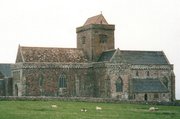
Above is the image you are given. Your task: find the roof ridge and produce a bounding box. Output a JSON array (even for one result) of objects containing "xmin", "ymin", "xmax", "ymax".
[
  {"xmin": 87, "ymin": 14, "xmax": 102, "ymax": 20},
  {"xmin": 121, "ymin": 50, "xmax": 163, "ymax": 52},
  {"xmin": 84, "ymin": 14, "xmax": 108, "ymax": 26},
  {"xmin": 20, "ymin": 46, "xmax": 79, "ymax": 50}
]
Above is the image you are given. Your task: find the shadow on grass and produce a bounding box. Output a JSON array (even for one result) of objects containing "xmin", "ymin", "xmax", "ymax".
[{"xmin": 17, "ymin": 106, "xmax": 56, "ymax": 112}]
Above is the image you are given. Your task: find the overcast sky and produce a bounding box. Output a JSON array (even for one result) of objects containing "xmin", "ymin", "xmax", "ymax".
[{"xmin": 0, "ymin": 0, "xmax": 180, "ymax": 99}]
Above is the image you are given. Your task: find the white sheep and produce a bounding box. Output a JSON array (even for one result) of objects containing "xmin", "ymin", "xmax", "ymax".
[
  {"xmin": 149, "ymin": 107, "xmax": 159, "ymax": 111},
  {"xmin": 51, "ymin": 105, "xmax": 58, "ymax": 108},
  {"xmin": 96, "ymin": 106, "xmax": 102, "ymax": 111},
  {"xmin": 81, "ymin": 108, "xmax": 87, "ymax": 112}
]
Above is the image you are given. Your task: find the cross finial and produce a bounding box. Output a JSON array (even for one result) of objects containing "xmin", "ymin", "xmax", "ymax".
[{"xmin": 100, "ymin": 11, "xmax": 102, "ymax": 14}]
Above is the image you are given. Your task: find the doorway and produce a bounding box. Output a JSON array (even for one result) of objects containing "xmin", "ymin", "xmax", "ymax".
[
  {"xmin": 144, "ymin": 94, "xmax": 148, "ymax": 101},
  {"xmin": 144, "ymin": 93, "xmax": 148, "ymax": 101}
]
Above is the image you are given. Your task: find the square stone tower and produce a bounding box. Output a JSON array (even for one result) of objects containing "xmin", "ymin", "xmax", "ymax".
[{"xmin": 76, "ymin": 14, "xmax": 115, "ymax": 61}]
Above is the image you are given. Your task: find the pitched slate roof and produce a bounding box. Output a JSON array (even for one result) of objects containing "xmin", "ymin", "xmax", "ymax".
[
  {"xmin": 98, "ymin": 49, "xmax": 169, "ymax": 64},
  {"xmin": 121, "ymin": 50, "xmax": 169, "ymax": 64},
  {"xmin": 0, "ymin": 64, "xmax": 12, "ymax": 77},
  {"xmin": 84, "ymin": 14, "xmax": 108, "ymax": 26},
  {"xmin": 17, "ymin": 46, "xmax": 88, "ymax": 63},
  {"xmin": 132, "ymin": 78, "xmax": 168, "ymax": 93},
  {"xmin": 98, "ymin": 49, "xmax": 116, "ymax": 62}
]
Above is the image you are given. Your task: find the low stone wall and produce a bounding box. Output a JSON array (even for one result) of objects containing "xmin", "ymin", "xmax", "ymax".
[{"xmin": 0, "ymin": 96, "xmax": 179, "ymax": 106}]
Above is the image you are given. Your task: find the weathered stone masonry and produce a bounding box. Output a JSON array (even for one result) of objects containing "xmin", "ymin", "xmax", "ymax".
[{"xmin": 11, "ymin": 14, "xmax": 175, "ymax": 102}]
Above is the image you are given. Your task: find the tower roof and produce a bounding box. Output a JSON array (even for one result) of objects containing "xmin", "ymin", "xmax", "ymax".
[{"xmin": 84, "ymin": 14, "xmax": 108, "ymax": 26}]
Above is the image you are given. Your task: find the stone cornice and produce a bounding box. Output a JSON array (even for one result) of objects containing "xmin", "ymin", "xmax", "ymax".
[
  {"xmin": 131, "ymin": 64, "xmax": 173, "ymax": 70},
  {"xmin": 11, "ymin": 62, "xmax": 174, "ymax": 70},
  {"xmin": 11, "ymin": 62, "xmax": 93, "ymax": 69},
  {"xmin": 76, "ymin": 24, "xmax": 115, "ymax": 33}
]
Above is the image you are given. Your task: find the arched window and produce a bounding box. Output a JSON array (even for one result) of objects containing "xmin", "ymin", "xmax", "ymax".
[
  {"xmin": 116, "ymin": 77, "xmax": 123, "ymax": 92},
  {"xmin": 162, "ymin": 77, "xmax": 168, "ymax": 88},
  {"xmin": 147, "ymin": 71, "xmax": 150, "ymax": 76},
  {"xmin": 59, "ymin": 74, "xmax": 67, "ymax": 88},
  {"xmin": 136, "ymin": 71, "xmax": 139, "ymax": 76},
  {"xmin": 144, "ymin": 93, "xmax": 148, "ymax": 101},
  {"xmin": 39, "ymin": 75, "xmax": 44, "ymax": 87}
]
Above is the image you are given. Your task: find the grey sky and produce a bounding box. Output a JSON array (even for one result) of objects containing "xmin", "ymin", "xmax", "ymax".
[{"xmin": 0, "ymin": 0, "xmax": 179, "ymax": 99}]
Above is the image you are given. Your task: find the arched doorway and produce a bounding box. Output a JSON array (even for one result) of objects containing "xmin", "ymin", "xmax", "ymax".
[{"xmin": 144, "ymin": 93, "xmax": 148, "ymax": 101}]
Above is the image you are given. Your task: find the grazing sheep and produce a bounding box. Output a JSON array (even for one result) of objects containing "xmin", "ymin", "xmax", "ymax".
[
  {"xmin": 51, "ymin": 105, "xmax": 58, "ymax": 108},
  {"xmin": 149, "ymin": 107, "xmax": 159, "ymax": 111},
  {"xmin": 81, "ymin": 108, "xmax": 87, "ymax": 112},
  {"xmin": 96, "ymin": 106, "xmax": 102, "ymax": 111}
]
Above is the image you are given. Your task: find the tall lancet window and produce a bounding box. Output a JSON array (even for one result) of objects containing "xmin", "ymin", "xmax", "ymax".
[
  {"xmin": 39, "ymin": 75, "xmax": 44, "ymax": 87},
  {"xmin": 58, "ymin": 73, "xmax": 67, "ymax": 88},
  {"xmin": 116, "ymin": 77, "xmax": 123, "ymax": 92}
]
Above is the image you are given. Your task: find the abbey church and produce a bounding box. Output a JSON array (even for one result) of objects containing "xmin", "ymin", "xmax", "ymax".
[{"xmin": 11, "ymin": 14, "xmax": 175, "ymax": 101}]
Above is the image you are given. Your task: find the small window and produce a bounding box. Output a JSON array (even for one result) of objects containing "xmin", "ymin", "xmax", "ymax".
[
  {"xmin": 39, "ymin": 75, "xmax": 44, "ymax": 87},
  {"xmin": 136, "ymin": 71, "xmax": 139, "ymax": 76},
  {"xmin": 59, "ymin": 74, "xmax": 67, "ymax": 88},
  {"xmin": 133, "ymin": 94, "xmax": 136, "ymax": 99},
  {"xmin": 147, "ymin": 71, "xmax": 150, "ymax": 76},
  {"xmin": 116, "ymin": 77, "xmax": 123, "ymax": 92},
  {"xmin": 99, "ymin": 34, "xmax": 108, "ymax": 43},
  {"xmin": 154, "ymin": 93, "xmax": 159, "ymax": 99},
  {"xmin": 82, "ymin": 36, "xmax": 86, "ymax": 44}
]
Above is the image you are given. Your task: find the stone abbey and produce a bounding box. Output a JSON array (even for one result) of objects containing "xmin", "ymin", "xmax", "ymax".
[{"xmin": 7, "ymin": 14, "xmax": 175, "ymax": 101}]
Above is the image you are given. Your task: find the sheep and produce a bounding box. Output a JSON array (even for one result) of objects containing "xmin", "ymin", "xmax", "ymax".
[
  {"xmin": 81, "ymin": 108, "xmax": 87, "ymax": 112},
  {"xmin": 51, "ymin": 105, "xmax": 58, "ymax": 108},
  {"xmin": 149, "ymin": 107, "xmax": 159, "ymax": 111},
  {"xmin": 96, "ymin": 106, "xmax": 102, "ymax": 111}
]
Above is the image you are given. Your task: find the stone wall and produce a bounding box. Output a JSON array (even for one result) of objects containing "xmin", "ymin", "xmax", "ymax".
[
  {"xmin": 11, "ymin": 62, "xmax": 175, "ymax": 101},
  {"xmin": 132, "ymin": 93, "xmax": 170, "ymax": 102},
  {"xmin": 76, "ymin": 24, "xmax": 115, "ymax": 61},
  {"xmin": 0, "ymin": 96, "xmax": 179, "ymax": 106},
  {"xmin": 129, "ymin": 64, "xmax": 174, "ymax": 101},
  {"xmin": 12, "ymin": 63, "xmax": 95, "ymax": 97},
  {"xmin": 106, "ymin": 63, "xmax": 130, "ymax": 100}
]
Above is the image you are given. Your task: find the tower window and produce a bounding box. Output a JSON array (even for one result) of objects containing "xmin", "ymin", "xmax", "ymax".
[
  {"xmin": 99, "ymin": 34, "xmax": 108, "ymax": 43},
  {"xmin": 82, "ymin": 36, "xmax": 86, "ymax": 44}
]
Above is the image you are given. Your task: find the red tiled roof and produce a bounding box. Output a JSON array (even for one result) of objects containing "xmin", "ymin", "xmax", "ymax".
[
  {"xmin": 17, "ymin": 46, "xmax": 88, "ymax": 63},
  {"xmin": 84, "ymin": 14, "xmax": 108, "ymax": 26}
]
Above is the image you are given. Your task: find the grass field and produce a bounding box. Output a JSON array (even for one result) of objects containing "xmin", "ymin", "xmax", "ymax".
[{"xmin": 0, "ymin": 101, "xmax": 179, "ymax": 119}]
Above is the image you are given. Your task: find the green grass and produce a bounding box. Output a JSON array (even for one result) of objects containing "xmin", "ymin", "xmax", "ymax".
[{"xmin": 0, "ymin": 101, "xmax": 180, "ymax": 119}]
